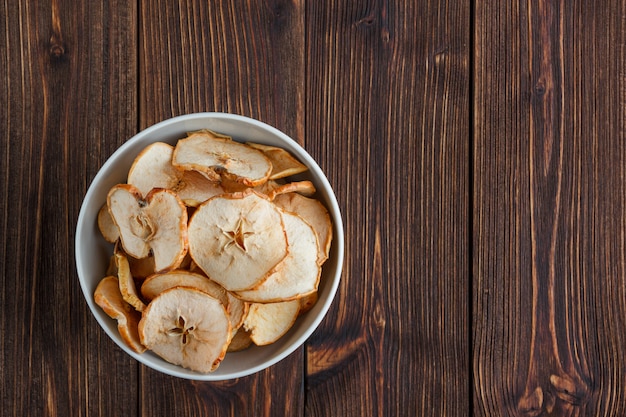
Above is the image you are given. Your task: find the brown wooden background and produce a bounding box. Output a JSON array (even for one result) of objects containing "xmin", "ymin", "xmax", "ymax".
[{"xmin": 1, "ymin": 0, "xmax": 625, "ymax": 416}]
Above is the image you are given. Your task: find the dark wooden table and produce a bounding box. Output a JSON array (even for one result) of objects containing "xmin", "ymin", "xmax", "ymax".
[{"xmin": 2, "ymin": 1, "xmax": 625, "ymax": 416}]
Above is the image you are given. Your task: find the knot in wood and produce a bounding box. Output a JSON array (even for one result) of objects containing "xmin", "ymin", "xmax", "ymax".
[
  {"xmin": 49, "ymin": 34, "xmax": 66, "ymax": 60},
  {"xmin": 533, "ymin": 82, "xmax": 546, "ymax": 97}
]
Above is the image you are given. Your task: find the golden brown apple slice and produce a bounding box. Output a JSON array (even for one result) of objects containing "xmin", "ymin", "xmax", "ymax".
[
  {"xmin": 227, "ymin": 328, "xmax": 253, "ymax": 352},
  {"xmin": 187, "ymin": 190, "xmax": 288, "ymax": 291},
  {"xmin": 107, "ymin": 184, "xmax": 188, "ymax": 272},
  {"xmin": 298, "ymin": 291, "xmax": 318, "ymax": 315},
  {"xmin": 274, "ymin": 192, "xmax": 333, "ymax": 265},
  {"xmin": 127, "ymin": 142, "xmax": 225, "ymax": 207},
  {"xmin": 266, "ymin": 180, "xmax": 316, "ymax": 200},
  {"xmin": 235, "ymin": 211, "xmax": 321, "ymax": 303},
  {"xmin": 246, "ymin": 142, "xmax": 308, "ymax": 179},
  {"xmin": 114, "ymin": 251, "xmax": 146, "ymax": 312},
  {"xmin": 97, "ymin": 204, "xmax": 120, "ymax": 243},
  {"xmin": 172, "ymin": 130, "xmax": 272, "ymax": 187},
  {"xmin": 243, "ymin": 300, "xmax": 300, "ymax": 346},
  {"xmin": 94, "ymin": 276, "xmax": 146, "ymax": 353},
  {"xmin": 138, "ymin": 287, "xmax": 231, "ymax": 373}
]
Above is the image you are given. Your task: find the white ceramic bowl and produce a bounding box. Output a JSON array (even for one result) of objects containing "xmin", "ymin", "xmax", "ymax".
[{"xmin": 75, "ymin": 113, "xmax": 344, "ymax": 380}]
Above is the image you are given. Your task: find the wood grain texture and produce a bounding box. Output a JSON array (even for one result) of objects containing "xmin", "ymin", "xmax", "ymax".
[
  {"xmin": 138, "ymin": 1, "xmax": 306, "ymax": 416},
  {"xmin": 473, "ymin": 0, "xmax": 626, "ymax": 415},
  {"xmin": 7, "ymin": 0, "xmax": 626, "ymax": 415},
  {"xmin": 0, "ymin": 0, "xmax": 139, "ymax": 416},
  {"xmin": 304, "ymin": 1, "xmax": 470, "ymax": 416}
]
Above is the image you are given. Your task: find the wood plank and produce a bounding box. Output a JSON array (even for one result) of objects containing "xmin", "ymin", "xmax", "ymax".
[
  {"xmin": 473, "ymin": 0, "xmax": 626, "ymax": 415},
  {"xmin": 304, "ymin": 1, "xmax": 470, "ymax": 415},
  {"xmin": 138, "ymin": 1, "xmax": 306, "ymax": 415},
  {"xmin": 0, "ymin": 0, "xmax": 139, "ymax": 415}
]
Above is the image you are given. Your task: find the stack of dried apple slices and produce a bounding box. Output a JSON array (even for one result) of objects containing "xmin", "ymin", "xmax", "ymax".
[{"xmin": 94, "ymin": 129, "xmax": 332, "ymax": 373}]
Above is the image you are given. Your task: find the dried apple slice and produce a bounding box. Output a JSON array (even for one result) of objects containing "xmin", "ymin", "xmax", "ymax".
[
  {"xmin": 128, "ymin": 142, "xmax": 225, "ymax": 207},
  {"xmin": 226, "ymin": 293, "xmax": 248, "ymax": 331},
  {"xmin": 127, "ymin": 254, "xmax": 156, "ymax": 279},
  {"xmin": 140, "ymin": 270, "xmax": 225, "ymax": 302},
  {"xmin": 98, "ymin": 204, "xmax": 120, "ymax": 243},
  {"xmin": 94, "ymin": 276, "xmax": 146, "ymax": 353},
  {"xmin": 140, "ymin": 270, "xmax": 248, "ymax": 332},
  {"xmin": 266, "ymin": 180, "xmax": 316, "ymax": 200},
  {"xmin": 298, "ymin": 291, "xmax": 318, "ymax": 314},
  {"xmin": 114, "ymin": 251, "xmax": 146, "ymax": 312},
  {"xmin": 246, "ymin": 142, "xmax": 308, "ymax": 179},
  {"xmin": 173, "ymin": 170, "xmax": 226, "ymax": 207},
  {"xmin": 243, "ymin": 300, "xmax": 300, "ymax": 346},
  {"xmin": 274, "ymin": 192, "xmax": 333, "ymax": 264},
  {"xmin": 127, "ymin": 142, "xmax": 177, "ymax": 194},
  {"xmin": 107, "ymin": 184, "xmax": 188, "ymax": 272},
  {"xmin": 235, "ymin": 211, "xmax": 320, "ymax": 303},
  {"xmin": 172, "ymin": 130, "xmax": 272, "ymax": 187},
  {"xmin": 138, "ymin": 287, "xmax": 231, "ymax": 373},
  {"xmin": 187, "ymin": 190, "xmax": 288, "ymax": 291},
  {"xmin": 227, "ymin": 329, "xmax": 252, "ymax": 352}
]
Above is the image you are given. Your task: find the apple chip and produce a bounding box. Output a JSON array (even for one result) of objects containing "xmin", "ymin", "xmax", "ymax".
[
  {"xmin": 127, "ymin": 142, "xmax": 177, "ymax": 194},
  {"xmin": 235, "ymin": 211, "xmax": 320, "ymax": 303},
  {"xmin": 95, "ymin": 128, "xmax": 335, "ymax": 372},
  {"xmin": 274, "ymin": 192, "xmax": 333, "ymax": 264},
  {"xmin": 140, "ymin": 270, "xmax": 228, "ymax": 304},
  {"xmin": 141, "ymin": 270, "xmax": 248, "ymax": 333},
  {"xmin": 299, "ymin": 291, "xmax": 318, "ymax": 314},
  {"xmin": 115, "ymin": 251, "xmax": 146, "ymax": 312},
  {"xmin": 187, "ymin": 190, "xmax": 288, "ymax": 291},
  {"xmin": 97, "ymin": 204, "xmax": 120, "ymax": 243},
  {"xmin": 94, "ymin": 276, "xmax": 146, "ymax": 353},
  {"xmin": 266, "ymin": 180, "xmax": 316, "ymax": 200},
  {"xmin": 172, "ymin": 130, "xmax": 272, "ymax": 186},
  {"xmin": 108, "ymin": 185, "xmax": 188, "ymax": 272},
  {"xmin": 127, "ymin": 254, "xmax": 156, "ymax": 279},
  {"xmin": 128, "ymin": 142, "xmax": 225, "ymax": 207},
  {"xmin": 243, "ymin": 300, "xmax": 300, "ymax": 346},
  {"xmin": 138, "ymin": 287, "xmax": 231, "ymax": 373},
  {"xmin": 226, "ymin": 293, "xmax": 249, "ymax": 331},
  {"xmin": 246, "ymin": 142, "xmax": 308, "ymax": 179},
  {"xmin": 227, "ymin": 329, "xmax": 252, "ymax": 352}
]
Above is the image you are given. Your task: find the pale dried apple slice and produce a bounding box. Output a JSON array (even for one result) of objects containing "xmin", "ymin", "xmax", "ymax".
[
  {"xmin": 235, "ymin": 211, "xmax": 321, "ymax": 303},
  {"xmin": 127, "ymin": 142, "xmax": 177, "ymax": 194},
  {"xmin": 172, "ymin": 130, "xmax": 272, "ymax": 187},
  {"xmin": 140, "ymin": 270, "xmax": 228, "ymax": 305},
  {"xmin": 274, "ymin": 192, "xmax": 333, "ymax": 264},
  {"xmin": 98, "ymin": 204, "xmax": 120, "ymax": 243},
  {"xmin": 173, "ymin": 170, "xmax": 226, "ymax": 207},
  {"xmin": 246, "ymin": 142, "xmax": 308, "ymax": 179},
  {"xmin": 187, "ymin": 190, "xmax": 288, "ymax": 291},
  {"xmin": 138, "ymin": 287, "xmax": 231, "ymax": 373},
  {"xmin": 115, "ymin": 251, "xmax": 146, "ymax": 312},
  {"xmin": 243, "ymin": 300, "xmax": 300, "ymax": 346},
  {"xmin": 226, "ymin": 293, "xmax": 249, "ymax": 331},
  {"xmin": 107, "ymin": 184, "xmax": 188, "ymax": 272},
  {"xmin": 128, "ymin": 142, "xmax": 225, "ymax": 207},
  {"xmin": 94, "ymin": 276, "xmax": 146, "ymax": 353},
  {"xmin": 140, "ymin": 270, "xmax": 248, "ymax": 332}
]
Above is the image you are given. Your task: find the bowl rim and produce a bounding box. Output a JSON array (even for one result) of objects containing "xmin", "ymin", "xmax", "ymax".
[{"xmin": 75, "ymin": 112, "xmax": 344, "ymax": 380}]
